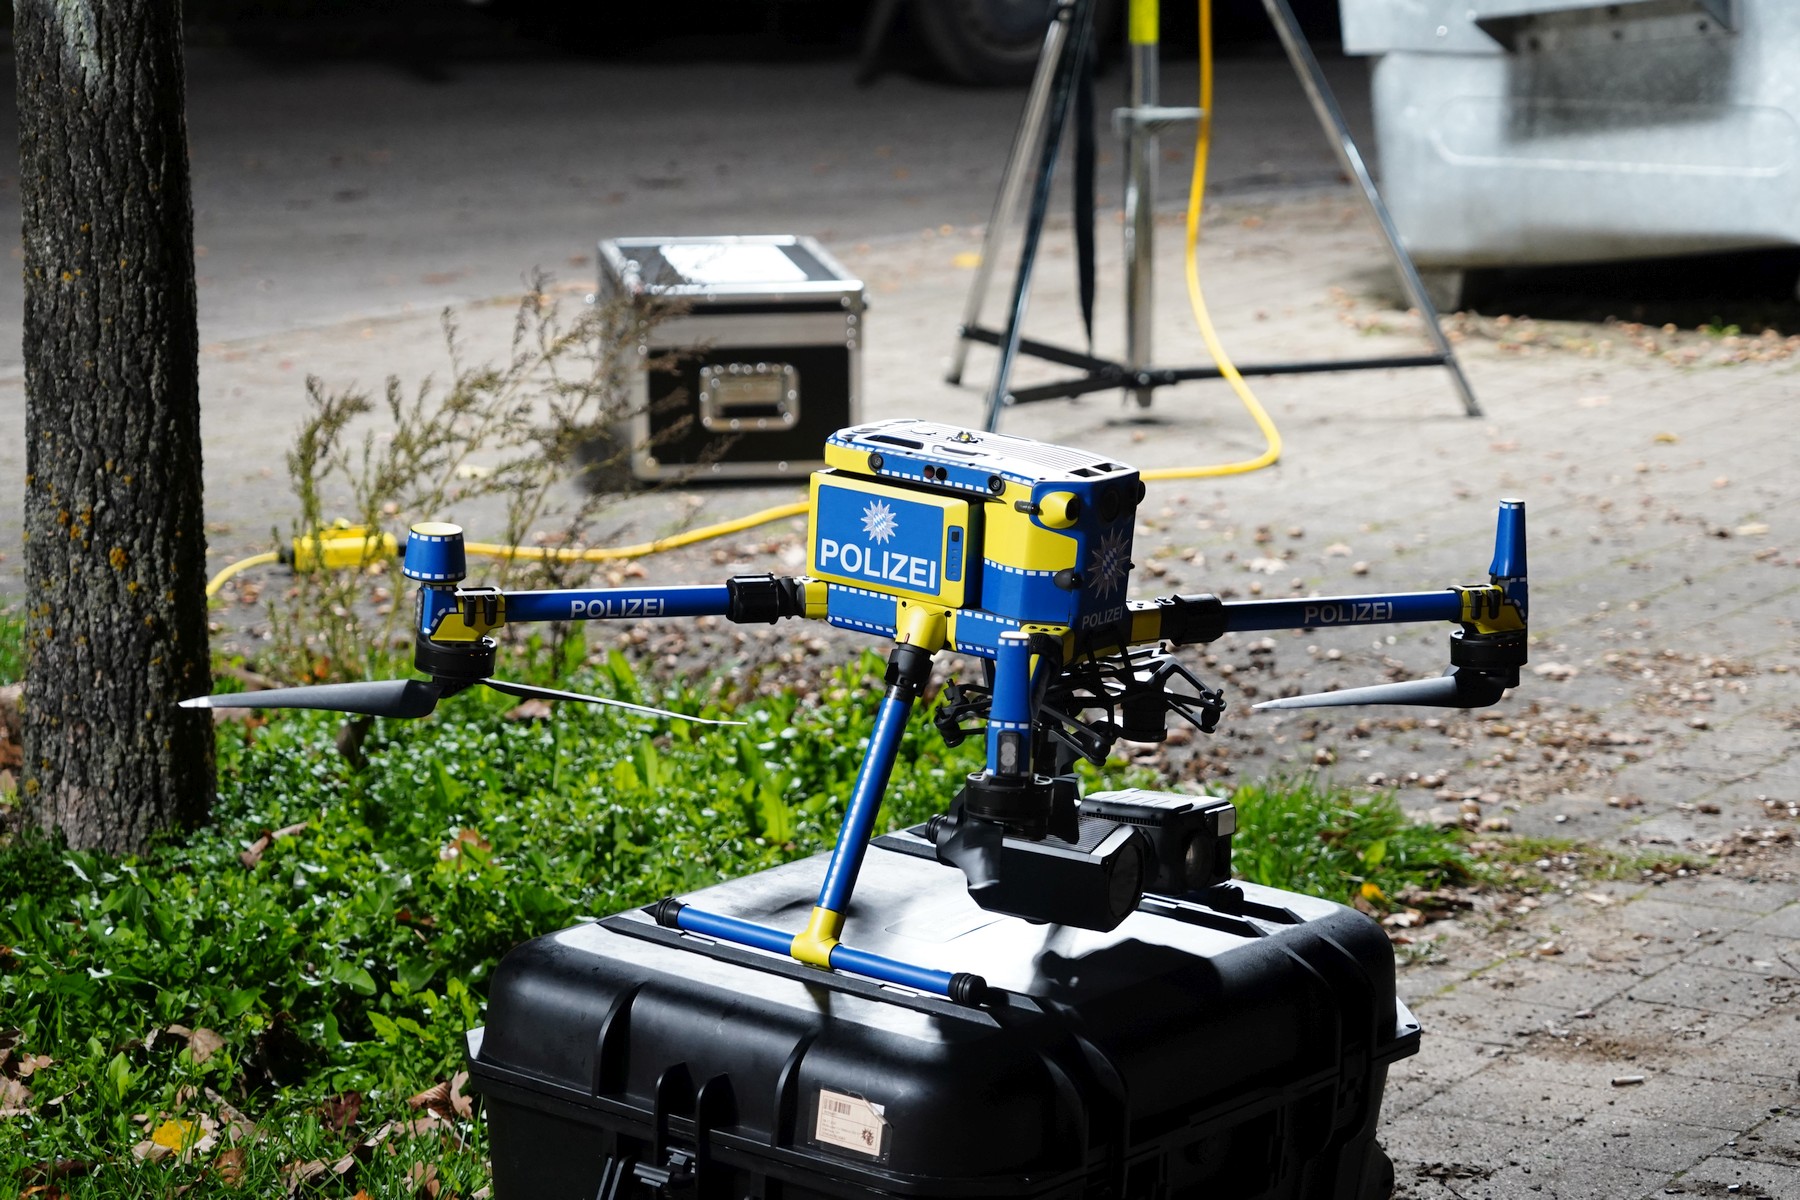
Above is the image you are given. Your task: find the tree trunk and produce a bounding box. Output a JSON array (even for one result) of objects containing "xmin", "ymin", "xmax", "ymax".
[{"xmin": 16, "ymin": 0, "xmax": 215, "ymax": 853}]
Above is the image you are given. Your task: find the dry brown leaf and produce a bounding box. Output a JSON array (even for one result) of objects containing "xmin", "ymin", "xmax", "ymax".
[
  {"xmin": 22, "ymin": 1160, "xmax": 91, "ymax": 1186},
  {"xmin": 504, "ymin": 698, "xmax": 554, "ymax": 722},
  {"xmin": 362, "ymin": 1112, "xmax": 448, "ymax": 1148},
  {"xmin": 438, "ymin": 828, "xmax": 492, "ymax": 863},
  {"xmin": 242, "ymin": 821, "xmax": 310, "ymax": 867},
  {"xmin": 12, "ymin": 1053, "xmax": 51, "ymax": 1078},
  {"xmin": 205, "ymin": 1087, "xmax": 260, "ymax": 1144},
  {"xmin": 449, "ymin": 1070, "xmax": 473, "ymax": 1119},
  {"xmin": 0, "ymin": 1075, "xmax": 34, "ymax": 1116},
  {"xmin": 215, "ymin": 1145, "xmax": 248, "ymax": 1188},
  {"xmin": 408, "ymin": 1162, "xmax": 441, "ymax": 1198},
  {"xmin": 282, "ymin": 1159, "xmax": 328, "ymax": 1195},
  {"xmin": 321, "ymin": 1090, "xmax": 363, "ymax": 1133},
  {"xmin": 187, "ymin": 1028, "xmax": 225, "ymax": 1064},
  {"xmin": 402, "ymin": 1113, "xmax": 447, "ymax": 1140},
  {"xmin": 131, "ymin": 1139, "xmax": 173, "ymax": 1163},
  {"xmin": 406, "ymin": 1081, "xmax": 451, "ymax": 1113}
]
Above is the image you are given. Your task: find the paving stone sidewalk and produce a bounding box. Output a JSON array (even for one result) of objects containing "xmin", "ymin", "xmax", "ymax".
[{"xmin": 2, "ymin": 189, "xmax": 1793, "ymax": 1197}]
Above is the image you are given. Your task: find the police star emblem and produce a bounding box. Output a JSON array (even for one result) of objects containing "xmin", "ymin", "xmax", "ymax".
[
  {"xmin": 861, "ymin": 499, "xmax": 899, "ymax": 544},
  {"xmin": 1089, "ymin": 527, "xmax": 1131, "ymax": 598}
]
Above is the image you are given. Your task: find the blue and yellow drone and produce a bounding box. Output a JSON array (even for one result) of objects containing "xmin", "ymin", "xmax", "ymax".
[{"xmin": 186, "ymin": 419, "xmax": 1528, "ymax": 1005}]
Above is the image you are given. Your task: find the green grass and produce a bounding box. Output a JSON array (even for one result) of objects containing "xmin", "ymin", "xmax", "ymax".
[
  {"xmin": 0, "ymin": 650, "xmax": 1471, "ymax": 1197},
  {"xmin": 1229, "ymin": 774, "xmax": 1475, "ymax": 903}
]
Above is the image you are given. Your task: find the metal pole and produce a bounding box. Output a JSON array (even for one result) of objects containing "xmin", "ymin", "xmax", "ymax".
[
  {"xmin": 1258, "ymin": 0, "xmax": 1482, "ymax": 417},
  {"xmin": 1123, "ymin": 0, "xmax": 1159, "ymax": 409},
  {"xmin": 946, "ymin": 2, "xmax": 1074, "ymax": 387}
]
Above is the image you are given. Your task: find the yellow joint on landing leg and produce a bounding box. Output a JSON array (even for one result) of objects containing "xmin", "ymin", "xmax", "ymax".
[
  {"xmin": 895, "ymin": 601, "xmax": 948, "ymax": 650},
  {"xmin": 800, "ymin": 578, "xmax": 830, "ymax": 621},
  {"xmin": 790, "ymin": 906, "xmax": 843, "ymax": 967}
]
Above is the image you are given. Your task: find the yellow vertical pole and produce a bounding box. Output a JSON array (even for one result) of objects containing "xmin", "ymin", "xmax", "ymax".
[{"xmin": 1124, "ymin": 0, "xmax": 1161, "ymax": 407}]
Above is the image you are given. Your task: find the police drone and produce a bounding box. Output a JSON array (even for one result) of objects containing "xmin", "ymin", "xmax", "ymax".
[{"xmin": 186, "ymin": 420, "xmax": 1528, "ymax": 1004}]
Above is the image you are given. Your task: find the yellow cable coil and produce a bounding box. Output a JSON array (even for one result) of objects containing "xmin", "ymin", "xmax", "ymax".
[
  {"xmin": 204, "ymin": 551, "xmax": 281, "ymax": 598},
  {"xmin": 460, "ymin": 501, "xmax": 810, "ymax": 564}
]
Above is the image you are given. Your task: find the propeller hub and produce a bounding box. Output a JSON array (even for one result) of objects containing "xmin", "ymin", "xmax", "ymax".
[{"xmin": 414, "ymin": 631, "xmax": 495, "ymax": 682}]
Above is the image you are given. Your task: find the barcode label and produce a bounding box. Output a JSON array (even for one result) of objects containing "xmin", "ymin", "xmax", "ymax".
[{"xmin": 814, "ymin": 1088, "xmax": 889, "ymax": 1160}]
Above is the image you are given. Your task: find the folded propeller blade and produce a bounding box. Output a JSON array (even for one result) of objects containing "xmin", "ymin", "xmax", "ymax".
[
  {"xmin": 180, "ymin": 678, "xmax": 447, "ymax": 719},
  {"xmin": 480, "ymin": 678, "xmax": 744, "ymax": 726},
  {"xmin": 1253, "ymin": 668, "xmax": 1509, "ymax": 712},
  {"xmin": 182, "ymin": 675, "xmax": 741, "ymax": 726}
]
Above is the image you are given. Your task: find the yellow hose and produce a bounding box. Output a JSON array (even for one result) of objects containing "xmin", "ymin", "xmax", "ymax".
[
  {"xmin": 461, "ymin": 501, "xmax": 809, "ymax": 564},
  {"xmin": 204, "ymin": 550, "xmax": 281, "ymax": 598},
  {"xmin": 1141, "ymin": 0, "xmax": 1283, "ymax": 484}
]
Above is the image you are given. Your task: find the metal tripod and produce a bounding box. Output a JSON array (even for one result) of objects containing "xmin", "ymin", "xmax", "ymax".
[{"xmin": 947, "ymin": 0, "xmax": 1482, "ymax": 433}]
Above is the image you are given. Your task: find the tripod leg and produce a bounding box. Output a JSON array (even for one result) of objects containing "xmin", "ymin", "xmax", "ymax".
[
  {"xmin": 854, "ymin": 0, "xmax": 905, "ymax": 86},
  {"xmin": 947, "ymin": 3, "xmax": 1072, "ymax": 386},
  {"xmin": 1258, "ymin": 0, "xmax": 1482, "ymax": 418},
  {"xmin": 984, "ymin": 0, "xmax": 1098, "ymax": 432}
]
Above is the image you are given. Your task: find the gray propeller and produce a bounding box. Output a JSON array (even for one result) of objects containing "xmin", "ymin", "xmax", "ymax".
[
  {"xmin": 181, "ymin": 675, "xmax": 742, "ymax": 725},
  {"xmin": 1253, "ymin": 667, "xmax": 1510, "ymax": 712}
]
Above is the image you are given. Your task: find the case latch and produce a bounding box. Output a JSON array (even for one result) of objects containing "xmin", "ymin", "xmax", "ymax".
[{"xmin": 593, "ymin": 1148, "xmax": 695, "ymax": 1199}]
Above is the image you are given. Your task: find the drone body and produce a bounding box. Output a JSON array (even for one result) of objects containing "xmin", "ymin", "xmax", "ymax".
[
  {"xmin": 186, "ymin": 419, "xmax": 1529, "ymax": 1005},
  {"xmin": 809, "ymin": 421, "xmax": 1144, "ymax": 655}
]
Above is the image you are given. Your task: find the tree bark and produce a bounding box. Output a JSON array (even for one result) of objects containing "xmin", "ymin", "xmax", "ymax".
[{"xmin": 16, "ymin": 0, "xmax": 215, "ymax": 853}]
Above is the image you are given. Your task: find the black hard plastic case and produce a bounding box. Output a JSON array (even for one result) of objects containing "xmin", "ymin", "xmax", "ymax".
[{"xmin": 468, "ymin": 836, "xmax": 1417, "ymax": 1199}]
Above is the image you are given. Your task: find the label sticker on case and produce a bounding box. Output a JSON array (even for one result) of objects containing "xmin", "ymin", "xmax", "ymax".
[{"xmin": 814, "ymin": 1089, "xmax": 890, "ymax": 1160}]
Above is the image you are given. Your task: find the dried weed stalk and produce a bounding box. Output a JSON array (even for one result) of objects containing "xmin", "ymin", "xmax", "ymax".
[{"xmin": 267, "ymin": 280, "xmax": 682, "ymax": 683}]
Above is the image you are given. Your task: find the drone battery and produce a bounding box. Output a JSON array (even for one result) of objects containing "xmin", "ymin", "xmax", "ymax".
[
  {"xmin": 469, "ymin": 842, "xmax": 1417, "ymax": 1200},
  {"xmin": 597, "ymin": 235, "xmax": 865, "ymax": 482}
]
